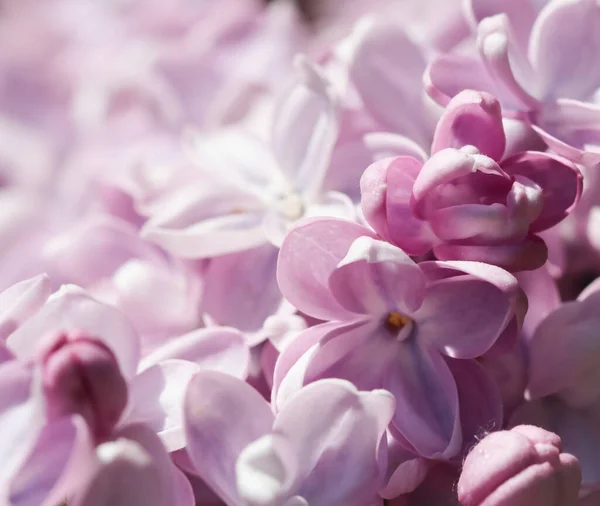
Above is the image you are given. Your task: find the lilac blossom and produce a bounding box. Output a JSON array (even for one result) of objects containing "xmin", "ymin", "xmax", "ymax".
[
  {"xmin": 361, "ymin": 89, "xmax": 582, "ymax": 270},
  {"xmin": 427, "ymin": 0, "xmax": 600, "ymax": 166},
  {"xmin": 275, "ymin": 217, "xmax": 522, "ymax": 460},
  {"xmin": 184, "ymin": 371, "xmax": 394, "ymax": 506}
]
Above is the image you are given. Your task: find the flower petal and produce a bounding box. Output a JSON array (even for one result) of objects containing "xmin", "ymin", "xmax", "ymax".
[
  {"xmin": 140, "ymin": 327, "xmax": 249, "ymax": 379},
  {"xmin": 123, "ymin": 359, "xmax": 200, "ymax": 452},
  {"xmin": 272, "ymin": 56, "xmax": 339, "ymax": 198},
  {"xmin": 477, "ymin": 14, "xmax": 540, "ymax": 108},
  {"xmin": 345, "ymin": 19, "xmax": 432, "ymax": 144},
  {"xmin": 273, "ymin": 379, "xmax": 395, "ymax": 506},
  {"xmin": 465, "ymin": 0, "xmax": 538, "ymax": 51},
  {"xmin": 384, "ymin": 343, "xmax": 461, "ymax": 459},
  {"xmin": 0, "ymin": 274, "xmax": 51, "ymax": 341},
  {"xmin": 528, "ymin": 0, "xmax": 600, "ymax": 99},
  {"xmin": 526, "ymin": 290, "xmax": 600, "ymax": 407},
  {"xmin": 500, "ymin": 151, "xmax": 582, "ymax": 232},
  {"xmin": 431, "ymin": 90, "xmax": 506, "ymax": 161},
  {"xmin": 328, "ymin": 237, "xmax": 425, "ymax": 315},
  {"xmin": 277, "ymin": 218, "xmax": 373, "ymax": 321},
  {"xmin": 414, "ymin": 275, "xmax": 512, "ymax": 358},
  {"xmin": 184, "ymin": 371, "xmax": 274, "ymax": 506},
  {"xmin": 361, "ymin": 156, "xmax": 434, "ymax": 255},
  {"xmin": 202, "ymin": 243, "xmax": 282, "ymax": 335},
  {"xmin": 6, "ymin": 287, "xmax": 140, "ymax": 379}
]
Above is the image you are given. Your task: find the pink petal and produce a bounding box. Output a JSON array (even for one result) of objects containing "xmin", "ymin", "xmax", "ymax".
[
  {"xmin": 272, "ymin": 56, "xmax": 339, "ymax": 198},
  {"xmin": 277, "ymin": 218, "xmax": 373, "ymax": 321},
  {"xmin": 140, "ymin": 327, "xmax": 249, "ymax": 379},
  {"xmin": 7, "ymin": 287, "xmax": 140, "ymax": 379},
  {"xmin": 0, "ymin": 274, "xmax": 51, "ymax": 341},
  {"xmin": 123, "ymin": 359, "xmax": 200, "ymax": 452},
  {"xmin": 360, "ymin": 156, "xmax": 434, "ymax": 255},
  {"xmin": 526, "ymin": 290, "xmax": 600, "ymax": 407},
  {"xmin": 328, "ymin": 236, "xmax": 425, "ymax": 315},
  {"xmin": 431, "ymin": 90, "xmax": 506, "ymax": 161},
  {"xmin": 500, "ymin": 151, "xmax": 582, "ymax": 232},
  {"xmin": 117, "ymin": 424, "xmax": 195, "ymax": 506},
  {"xmin": 528, "ymin": 0, "xmax": 600, "ymax": 99},
  {"xmin": 384, "ymin": 343, "xmax": 461, "ymax": 459},
  {"xmin": 8, "ymin": 417, "xmax": 78, "ymax": 506},
  {"xmin": 202, "ymin": 243, "xmax": 282, "ymax": 335},
  {"xmin": 425, "ymin": 54, "xmax": 502, "ymax": 107},
  {"xmin": 273, "ymin": 379, "xmax": 395, "ymax": 506},
  {"xmin": 73, "ymin": 438, "xmax": 165, "ymax": 506},
  {"xmin": 0, "ymin": 361, "xmax": 45, "ymax": 495},
  {"xmin": 184, "ymin": 371, "xmax": 274, "ymax": 506},
  {"xmin": 477, "ymin": 14, "xmax": 540, "ymax": 109},
  {"xmin": 433, "ymin": 236, "xmax": 548, "ymax": 271},
  {"xmin": 465, "ymin": 0, "xmax": 538, "ymax": 51},
  {"xmin": 345, "ymin": 19, "xmax": 432, "ymax": 144},
  {"xmin": 414, "ymin": 275, "xmax": 512, "ymax": 359}
]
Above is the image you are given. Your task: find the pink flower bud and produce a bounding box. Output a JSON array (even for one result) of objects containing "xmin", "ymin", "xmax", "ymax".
[
  {"xmin": 41, "ymin": 331, "xmax": 128, "ymax": 441},
  {"xmin": 458, "ymin": 425, "xmax": 581, "ymax": 506}
]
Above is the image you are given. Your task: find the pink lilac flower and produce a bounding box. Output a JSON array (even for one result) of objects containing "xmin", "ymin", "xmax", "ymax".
[
  {"xmin": 427, "ymin": 0, "xmax": 600, "ymax": 166},
  {"xmin": 360, "ymin": 89, "xmax": 582, "ymax": 271},
  {"xmin": 275, "ymin": 217, "xmax": 523, "ymax": 459},
  {"xmin": 184, "ymin": 371, "xmax": 393, "ymax": 506}
]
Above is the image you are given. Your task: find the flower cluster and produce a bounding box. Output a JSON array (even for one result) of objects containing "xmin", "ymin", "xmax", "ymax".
[{"xmin": 1, "ymin": 0, "xmax": 599, "ymax": 505}]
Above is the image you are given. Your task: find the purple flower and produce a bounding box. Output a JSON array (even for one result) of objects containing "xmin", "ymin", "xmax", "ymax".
[
  {"xmin": 275, "ymin": 217, "xmax": 523, "ymax": 459},
  {"xmin": 361, "ymin": 90, "xmax": 582, "ymax": 271},
  {"xmin": 458, "ymin": 425, "xmax": 581, "ymax": 506},
  {"xmin": 184, "ymin": 372, "xmax": 393, "ymax": 506},
  {"xmin": 427, "ymin": 0, "xmax": 600, "ymax": 166}
]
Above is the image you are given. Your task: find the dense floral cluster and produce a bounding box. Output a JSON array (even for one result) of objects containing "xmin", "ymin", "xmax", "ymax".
[{"xmin": 1, "ymin": 0, "xmax": 600, "ymax": 504}]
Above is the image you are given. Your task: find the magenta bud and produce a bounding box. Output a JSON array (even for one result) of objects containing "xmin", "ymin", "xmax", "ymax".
[
  {"xmin": 41, "ymin": 331, "xmax": 128, "ymax": 441},
  {"xmin": 458, "ymin": 425, "xmax": 581, "ymax": 506}
]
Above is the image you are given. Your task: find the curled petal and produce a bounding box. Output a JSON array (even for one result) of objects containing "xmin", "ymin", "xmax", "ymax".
[
  {"xmin": 361, "ymin": 156, "xmax": 434, "ymax": 255},
  {"xmin": 431, "ymin": 90, "xmax": 506, "ymax": 161},
  {"xmin": 236, "ymin": 434, "xmax": 299, "ymax": 506},
  {"xmin": 277, "ymin": 218, "xmax": 373, "ymax": 321},
  {"xmin": 500, "ymin": 151, "xmax": 582, "ymax": 233},
  {"xmin": 425, "ymin": 54, "xmax": 501, "ymax": 107},
  {"xmin": 274, "ymin": 379, "xmax": 395, "ymax": 506},
  {"xmin": 464, "ymin": 0, "xmax": 537, "ymax": 51},
  {"xmin": 477, "ymin": 14, "xmax": 540, "ymax": 108},
  {"xmin": 328, "ymin": 236, "xmax": 425, "ymax": 315}
]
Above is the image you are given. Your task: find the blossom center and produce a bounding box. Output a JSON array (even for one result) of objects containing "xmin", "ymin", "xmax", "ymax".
[
  {"xmin": 385, "ymin": 311, "xmax": 412, "ymax": 332},
  {"xmin": 276, "ymin": 192, "xmax": 304, "ymax": 221}
]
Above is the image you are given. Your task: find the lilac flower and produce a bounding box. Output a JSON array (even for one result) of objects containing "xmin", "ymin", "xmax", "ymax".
[
  {"xmin": 361, "ymin": 90, "xmax": 582, "ymax": 270},
  {"xmin": 427, "ymin": 0, "xmax": 600, "ymax": 166},
  {"xmin": 458, "ymin": 425, "xmax": 581, "ymax": 506},
  {"xmin": 275, "ymin": 217, "xmax": 522, "ymax": 459},
  {"xmin": 184, "ymin": 371, "xmax": 394, "ymax": 506}
]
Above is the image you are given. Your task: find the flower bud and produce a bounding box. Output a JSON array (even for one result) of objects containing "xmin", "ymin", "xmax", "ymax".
[
  {"xmin": 458, "ymin": 425, "xmax": 581, "ymax": 506},
  {"xmin": 41, "ymin": 331, "xmax": 128, "ymax": 441}
]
